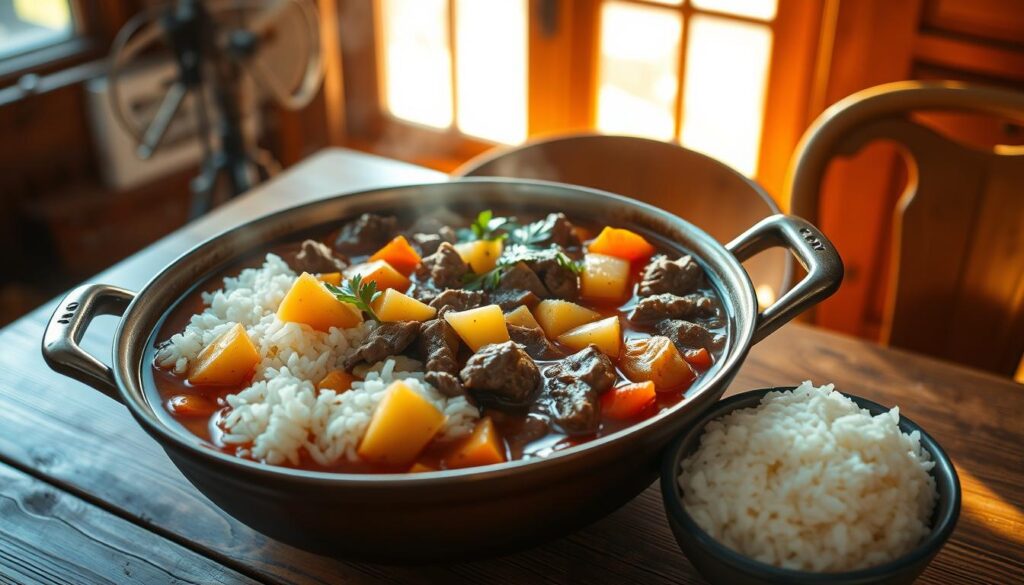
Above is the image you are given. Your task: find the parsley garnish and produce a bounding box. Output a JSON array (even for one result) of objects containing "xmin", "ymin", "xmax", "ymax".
[
  {"xmin": 461, "ymin": 246, "xmax": 582, "ymax": 291},
  {"xmin": 469, "ymin": 210, "xmax": 511, "ymax": 241},
  {"xmin": 325, "ymin": 275, "xmax": 382, "ymax": 321},
  {"xmin": 509, "ymin": 214, "xmax": 558, "ymax": 246}
]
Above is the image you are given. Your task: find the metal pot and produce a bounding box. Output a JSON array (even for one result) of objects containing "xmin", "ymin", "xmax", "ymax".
[{"xmin": 42, "ymin": 179, "xmax": 842, "ymax": 562}]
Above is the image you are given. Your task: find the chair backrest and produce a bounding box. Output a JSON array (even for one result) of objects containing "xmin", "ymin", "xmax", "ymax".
[
  {"xmin": 454, "ymin": 133, "xmax": 792, "ymax": 307},
  {"xmin": 788, "ymin": 81, "xmax": 1024, "ymax": 376}
]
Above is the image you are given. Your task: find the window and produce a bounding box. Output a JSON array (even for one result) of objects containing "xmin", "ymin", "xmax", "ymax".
[
  {"xmin": 349, "ymin": 0, "xmax": 816, "ymax": 191},
  {"xmin": 378, "ymin": 0, "xmax": 528, "ymax": 145},
  {"xmin": 0, "ymin": 0, "xmax": 75, "ymax": 61},
  {"xmin": 596, "ymin": 0, "xmax": 776, "ymax": 176}
]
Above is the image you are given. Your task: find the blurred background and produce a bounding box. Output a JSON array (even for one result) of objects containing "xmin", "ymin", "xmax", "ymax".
[{"xmin": 1, "ymin": 0, "xmax": 1022, "ymax": 370}]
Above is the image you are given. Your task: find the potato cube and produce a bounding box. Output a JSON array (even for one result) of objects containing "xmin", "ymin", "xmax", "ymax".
[
  {"xmin": 371, "ymin": 288, "xmax": 437, "ymax": 322},
  {"xmin": 444, "ymin": 417, "xmax": 506, "ymax": 469},
  {"xmin": 557, "ymin": 316, "xmax": 621, "ymax": 357},
  {"xmin": 277, "ymin": 272, "xmax": 363, "ymax": 332},
  {"xmin": 358, "ymin": 381, "xmax": 446, "ymax": 467},
  {"xmin": 346, "ymin": 259, "xmax": 410, "ymax": 292},
  {"xmin": 533, "ymin": 299, "xmax": 600, "ymax": 338},
  {"xmin": 316, "ymin": 272, "xmax": 342, "ymax": 286},
  {"xmin": 580, "ymin": 253, "xmax": 631, "ymax": 301},
  {"xmin": 620, "ymin": 336, "xmax": 695, "ymax": 389},
  {"xmin": 444, "ymin": 304, "xmax": 510, "ymax": 351},
  {"xmin": 188, "ymin": 323, "xmax": 259, "ymax": 387},
  {"xmin": 504, "ymin": 305, "xmax": 540, "ymax": 329},
  {"xmin": 454, "ymin": 239, "xmax": 504, "ymax": 274}
]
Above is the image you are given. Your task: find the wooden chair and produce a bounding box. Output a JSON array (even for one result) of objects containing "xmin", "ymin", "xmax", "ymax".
[
  {"xmin": 454, "ymin": 133, "xmax": 792, "ymax": 307},
  {"xmin": 788, "ymin": 81, "xmax": 1024, "ymax": 377}
]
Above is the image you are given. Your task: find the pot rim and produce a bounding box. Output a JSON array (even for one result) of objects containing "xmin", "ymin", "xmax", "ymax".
[{"xmin": 98, "ymin": 178, "xmax": 808, "ymax": 484}]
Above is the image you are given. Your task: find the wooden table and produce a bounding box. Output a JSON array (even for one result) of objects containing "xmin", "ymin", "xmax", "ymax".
[{"xmin": 2, "ymin": 148, "xmax": 1021, "ymax": 584}]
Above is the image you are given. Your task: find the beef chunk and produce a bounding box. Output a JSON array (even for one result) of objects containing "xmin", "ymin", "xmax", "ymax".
[
  {"xmin": 529, "ymin": 213, "xmax": 581, "ymax": 248},
  {"xmin": 502, "ymin": 414, "xmax": 550, "ymax": 459},
  {"xmin": 460, "ymin": 341, "xmax": 540, "ymax": 409},
  {"xmin": 497, "ymin": 262, "xmax": 548, "ymax": 299},
  {"xmin": 428, "ymin": 289, "xmax": 486, "ymax": 314},
  {"xmin": 425, "ymin": 371, "xmax": 465, "ymax": 398},
  {"xmin": 655, "ymin": 319, "xmax": 725, "ymax": 353},
  {"xmin": 508, "ymin": 324, "xmax": 564, "ymax": 360},
  {"xmin": 630, "ymin": 293, "xmax": 719, "ymax": 323},
  {"xmin": 541, "ymin": 346, "xmax": 617, "ymax": 435},
  {"xmin": 638, "ymin": 255, "xmax": 705, "ymax": 297},
  {"xmin": 414, "ymin": 242, "xmax": 469, "ymax": 289},
  {"xmin": 343, "ymin": 321, "xmax": 421, "ymax": 369},
  {"xmin": 489, "ymin": 288, "xmax": 541, "ymax": 312},
  {"xmin": 545, "ymin": 381, "xmax": 600, "ymax": 436},
  {"xmin": 291, "ymin": 239, "xmax": 349, "ymax": 274},
  {"xmin": 526, "ymin": 256, "xmax": 579, "ymax": 301},
  {"xmin": 548, "ymin": 213, "xmax": 582, "ymax": 247},
  {"xmin": 544, "ymin": 345, "xmax": 617, "ymax": 394},
  {"xmin": 410, "ymin": 226, "xmax": 457, "ymax": 256},
  {"xmin": 416, "ymin": 318, "xmax": 460, "ymax": 375},
  {"xmin": 333, "ymin": 213, "xmax": 398, "ymax": 254}
]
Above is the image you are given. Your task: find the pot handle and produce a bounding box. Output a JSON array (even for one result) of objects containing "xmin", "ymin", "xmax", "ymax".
[
  {"xmin": 41, "ymin": 284, "xmax": 136, "ymax": 402},
  {"xmin": 726, "ymin": 214, "xmax": 843, "ymax": 344}
]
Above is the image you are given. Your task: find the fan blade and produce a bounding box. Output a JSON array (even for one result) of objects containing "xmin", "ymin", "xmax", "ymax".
[{"xmin": 136, "ymin": 81, "xmax": 188, "ymax": 160}]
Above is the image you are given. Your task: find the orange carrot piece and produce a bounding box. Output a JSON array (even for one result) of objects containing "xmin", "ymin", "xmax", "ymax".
[
  {"xmin": 588, "ymin": 227, "xmax": 656, "ymax": 262},
  {"xmin": 347, "ymin": 260, "xmax": 411, "ymax": 292},
  {"xmin": 600, "ymin": 382, "xmax": 657, "ymax": 420},
  {"xmin": 369, "ymin": 235, "xmax": 422, "ymax": 275},
  {"xmin": 318, "ymin": 370, "xmax": 355, "ymax": 393},
  {"xmin": 684, "ymin": 347, "xmax": 713, "ymax": 371},
  {"xmin": 167, "ymin": 394, "xmax": 219, "ymax": 417},
  {"xmin": 444, "ymin": 417, "xmax": 506, "ymax": 469},
  {"xmin": 408, "ymin": 462, "xmax": 436, "ymax": 473}
]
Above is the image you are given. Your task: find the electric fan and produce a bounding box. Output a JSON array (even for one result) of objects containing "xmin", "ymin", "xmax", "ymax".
[{"xmin": 107, "ymin": 0, "xmax": 323, "ymax": 217}]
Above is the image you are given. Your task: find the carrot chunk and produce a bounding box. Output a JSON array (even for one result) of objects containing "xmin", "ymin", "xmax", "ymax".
[
  {"xmin": 683, "ymin": 347, "xmax": 713, "ymax": 372},
  {"xmin": 277, "ymin": 272, "xmax": 363, "ymax": 331},
  {"xmin": 601, "ymin": 381, "xmax": 657, "ymax": 420},
  {"xmin": 318, "ymin": 370, "xmax": 355, "ymax": 393},
  {"xmin": 346, "ymin": 260, "xmax": 411, "ymax": 292},
  {"xmin": 444, "ymin": 417, "xmax": 506, "ymax": 469},
  {"xmin": 587, "ymin": 227, "xmax": 656, "ymax": 262},
  {"xmin": 369, "ymin": 235, "xmax": 422, "ymax": 275},
  {"xmin": 167, "ymin": 394, "xmax": 219, "ymax": 417}
]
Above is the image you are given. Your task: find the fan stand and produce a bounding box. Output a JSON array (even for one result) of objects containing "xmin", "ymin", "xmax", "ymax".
[{"xmin": 157, "ymin": 0, "xmax": 262, "ymax": 217}]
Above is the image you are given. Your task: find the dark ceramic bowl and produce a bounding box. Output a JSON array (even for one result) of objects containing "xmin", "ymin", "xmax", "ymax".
[{"xmin": 661, "ymin": 387, "xmax": 961, "ymax": 585}]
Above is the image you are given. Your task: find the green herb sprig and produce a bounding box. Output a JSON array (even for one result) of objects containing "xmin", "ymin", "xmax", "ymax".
[
  {"xmin": 326, "ymin": 275, "xmax": 382, "ymax": 321},
  {"xmin": 509, "ymin": 214, "xmax": 558, "ymax": 246},
  {"xmin": 469, "ymin": 210, "xmax": 511, "ymax": 241},
  {"xmin": 461, "ymin": 247, "xmax": 582, "ymax": 291}
]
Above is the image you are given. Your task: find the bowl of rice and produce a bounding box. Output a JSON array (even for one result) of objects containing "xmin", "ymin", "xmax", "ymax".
[{"xmin": 660, "ymin": 382, "xmax": 960, "ymax": 585}]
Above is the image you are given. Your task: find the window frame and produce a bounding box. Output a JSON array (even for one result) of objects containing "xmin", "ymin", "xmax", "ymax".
[{"xmin": 339, "ymin": 0, "xmax": 822, "ymax": 195}]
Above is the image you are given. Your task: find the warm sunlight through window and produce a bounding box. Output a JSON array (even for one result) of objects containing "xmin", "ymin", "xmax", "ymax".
[
  {"xmin": 455, "ymin": 0, "xmax": 528, "ymax": 144},
  {"xmin": 692, "ymin": 0, "xmax": 777, "ymax": 20},
  {"xmin": 596, "ymin": 2, "xmax": 682, "ymax": 141},
  {"xmin": 680, "ymin": 15, "xmax": 772, "ymax": 176},
  {"xmin": 592, "ymin": 0, "xmax": 778, "ymax": 177},
  {"xmin": 380, "ymin": 0, "xmax": 453, "ymax": 129},
  {"xmin": 0, "ymin": 0, "xmax": 73, "ymax": 60}
]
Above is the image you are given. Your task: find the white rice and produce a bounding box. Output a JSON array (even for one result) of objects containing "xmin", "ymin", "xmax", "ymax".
[
  {"xmin": 156, "ymin": 253, "xmax": 479, "ymax": 467},
  {"xmin": 678, "ymin": 381, "xmax": 937, "ymax": 572}
]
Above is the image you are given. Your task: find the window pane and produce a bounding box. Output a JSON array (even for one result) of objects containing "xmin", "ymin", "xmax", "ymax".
[
  {"xmin": 380, "ymin": 0, "xmax": 453, "ymax": 129},
  {"xmin": 680, "ymin": 15, "xmax": 772, "ymax": 176},
  {"xmin": 455, "ymin": 0, "xmax": 528, "ymax": 144},
  {"xmin": 0, "ymin": 0, "xmax": 73, "ymax": 60},
  {"xmin": 691, "ymin": 0, "xmax": 777, "ymax": 21},
  {"xmin": 596, "ymin": 1, "xmax": 682, "ymax": 141}
]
